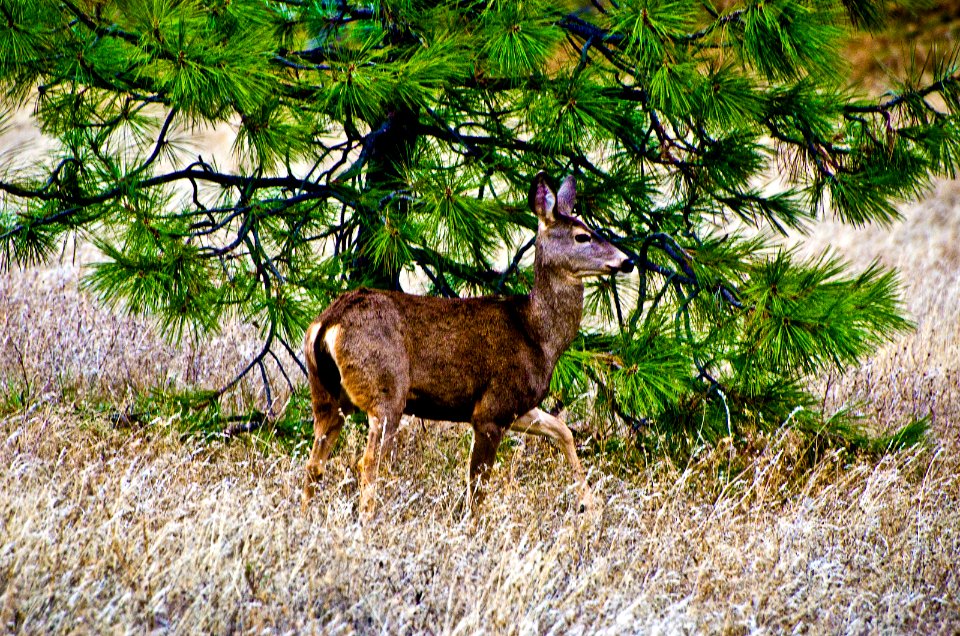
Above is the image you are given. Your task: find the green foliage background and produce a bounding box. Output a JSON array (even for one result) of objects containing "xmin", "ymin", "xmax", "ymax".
[{"xmin": 2, "ymin": 0, "xmax": 956, "ymax": 455}]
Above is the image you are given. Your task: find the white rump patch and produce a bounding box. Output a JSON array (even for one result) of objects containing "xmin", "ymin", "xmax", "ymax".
[{"xmin": 323, "ymin": 324, "xmax": 342, "ymax": 368}]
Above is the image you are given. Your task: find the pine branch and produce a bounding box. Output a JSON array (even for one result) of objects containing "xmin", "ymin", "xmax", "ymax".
[
  {"xmin": 0, "ymin": 170, "xmax": 355, "ymax": 244},
  {"xmin": 0, "ymin": 0, "xmax": 928, "ymax": 455},
  {"xmin": 59, "ymin": 0, "xmax": 140, "ymax": 47},
  {"xmin": 844, "ymin": 71, "xmax": 960, "ymax": 115},
  {"xmin": 495, "ymin": 237, "xmax": 535, "ymax": 293},
  {"xmin": 128, "ymin": 107, "xmax": 179, "ymax": 179}
]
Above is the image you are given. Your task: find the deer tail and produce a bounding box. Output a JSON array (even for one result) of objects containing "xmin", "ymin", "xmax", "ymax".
[{"xmin": 304, "ymin": 321, "xmax": 343, "ymax": 404}]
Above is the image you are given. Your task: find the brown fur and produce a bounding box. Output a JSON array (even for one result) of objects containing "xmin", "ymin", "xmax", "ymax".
[{"xmin": 301, "ymin": 174, "xmax": 633, "ymax": 516}]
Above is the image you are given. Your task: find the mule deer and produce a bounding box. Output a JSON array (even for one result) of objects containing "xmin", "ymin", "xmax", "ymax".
[{"xmin": 301, "ymin": 173, "xmax": 634, "ymax": 515}]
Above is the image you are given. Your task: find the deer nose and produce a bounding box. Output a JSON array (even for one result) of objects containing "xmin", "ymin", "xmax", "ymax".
[{"xmin": 620, "ymin": 258, "xmax": 635, "ymax": 274}]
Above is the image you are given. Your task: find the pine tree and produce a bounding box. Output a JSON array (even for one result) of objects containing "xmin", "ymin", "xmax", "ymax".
[{"xmin": 1, "ymin": 0, "xmax": 955, "ymax": 454}]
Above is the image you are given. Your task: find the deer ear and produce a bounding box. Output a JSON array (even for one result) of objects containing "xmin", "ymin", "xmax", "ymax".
[
  {"xmin": 529, "ymin": 172, "xmax": 557, "ymax": 224},
  {"xmin": 556, "ymin": 175, "xmax": 576, "ymax": 216}
]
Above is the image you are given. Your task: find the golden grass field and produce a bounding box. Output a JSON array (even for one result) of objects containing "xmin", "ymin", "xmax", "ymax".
[{"xmin": 3, "ymin": 17, "xmax": 960, "ymax": 636}]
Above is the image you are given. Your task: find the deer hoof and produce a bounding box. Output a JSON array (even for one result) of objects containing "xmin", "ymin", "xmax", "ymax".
[
  {"xmin": 577, "ymin": 489, "xmax": 597, "ymax": 515},
  {"xmin": 301, "ymin": 484, "xmax": 316, "ymax": 514},
  {"xmin": 358, "ymin": 488, "xmax": 376, "ymax": 520}
]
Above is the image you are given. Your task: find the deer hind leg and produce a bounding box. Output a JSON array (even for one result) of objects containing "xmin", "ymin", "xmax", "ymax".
[
  {"xmin": 510, "ymin": 408, "xmax": 595, "ymax": 513},
  {"xmin": 302, "ymin": 371, "xmax": 345, "ymax": 512},
  {"xmin": 330, "ymin": 305, "xmax": 408, "ymax": 518},
  {"xmin": 358, "ymin": 403, "xmax": 404, "ymax": 517}
]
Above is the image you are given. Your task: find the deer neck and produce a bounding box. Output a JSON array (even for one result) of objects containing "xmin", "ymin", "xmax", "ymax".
[{"xmin": 527, "ymin": 253, "xmax": 584, "ymax": 367}]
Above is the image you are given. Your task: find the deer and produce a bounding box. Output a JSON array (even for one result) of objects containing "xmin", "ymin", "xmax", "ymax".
[{"xmin": 301, "ymin": 173, "xmax": 634, "ymax": 516}]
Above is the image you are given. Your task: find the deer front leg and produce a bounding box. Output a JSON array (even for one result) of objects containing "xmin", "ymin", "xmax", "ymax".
[
  {"xmin": 510, "ymin": 408, "xmax": 595, "ymax": 513},
  {"xmin": 467, "ymin": 420, "xmax": 505, "ymax": 515}
]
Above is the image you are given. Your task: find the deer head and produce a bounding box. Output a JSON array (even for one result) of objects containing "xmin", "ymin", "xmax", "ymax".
[{"xmin": 530, "ymin": 173, "xmax": 634, "ymax": 279}]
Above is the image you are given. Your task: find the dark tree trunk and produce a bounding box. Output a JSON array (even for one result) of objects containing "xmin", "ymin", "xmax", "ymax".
[{"xmin": 353, "ymin": 104, "xmax": 421, "ymax": 290}]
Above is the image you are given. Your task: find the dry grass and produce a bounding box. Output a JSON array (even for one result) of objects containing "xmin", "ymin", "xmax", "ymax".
[
  {"xmin": 798, "ymin": 179, "xmax": 960, "ymax": 442},
  {"xmin": 0, "ymin": 259, "xmax": 280, "ymax": 416},
  {"xmin": 1, "ymin": 402, "xmax": 958, "ymax": 633}
]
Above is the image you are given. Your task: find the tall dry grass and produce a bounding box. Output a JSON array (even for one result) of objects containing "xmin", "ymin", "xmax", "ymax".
[
  {"xmin": 799, "ymin": 179, "xmax": 960, "ymax": 442},
  {"xmin": 1, "ymin": 402, "xmax": 957, "ymax": 633}
]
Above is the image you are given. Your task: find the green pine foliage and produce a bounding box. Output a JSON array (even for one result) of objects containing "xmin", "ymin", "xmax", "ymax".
[{"xmin": 2, "ymin": 0, "xmax": 954, "ymax": 458}]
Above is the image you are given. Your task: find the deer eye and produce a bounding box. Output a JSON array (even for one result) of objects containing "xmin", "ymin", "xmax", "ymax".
[{"xmin": 574, "ymin": 233, "xmax": 591, "ymax": 243}]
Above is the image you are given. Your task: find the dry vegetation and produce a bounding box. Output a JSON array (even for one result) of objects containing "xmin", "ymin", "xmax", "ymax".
[
  {"xmin": 1, "ymin": 403, "xmax": 958, "ymax": 634},
  {"xmin": 3, "ymin": 13, "xmax": 960, "ymax": 634}
]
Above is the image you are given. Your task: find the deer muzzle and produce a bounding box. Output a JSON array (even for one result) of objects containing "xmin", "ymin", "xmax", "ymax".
[{"xmin": 607, "ymin": 257, "xmax": 634, "ymax": 274}]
